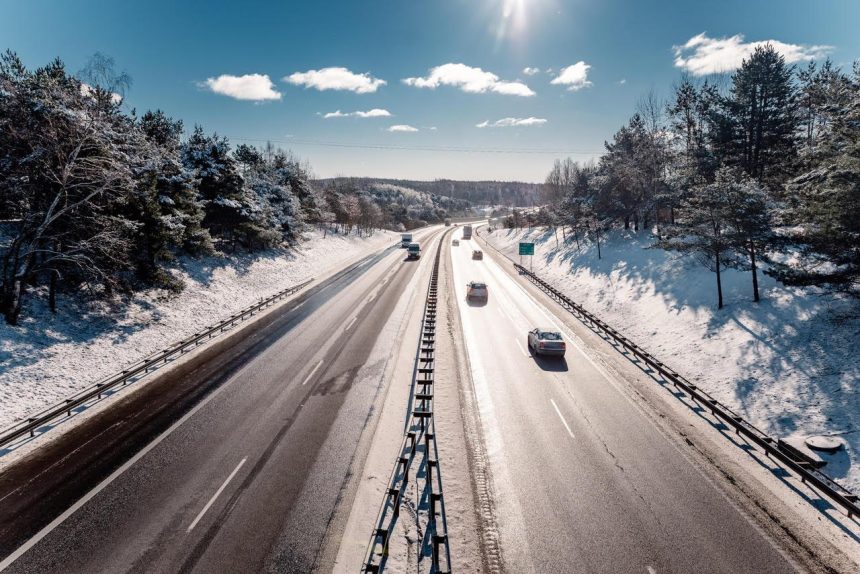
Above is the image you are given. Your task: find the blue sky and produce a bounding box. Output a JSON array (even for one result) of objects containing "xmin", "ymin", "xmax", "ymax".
[{"xmin": 2, "ymin": 0, "xmax": 858, "ymax": 181}]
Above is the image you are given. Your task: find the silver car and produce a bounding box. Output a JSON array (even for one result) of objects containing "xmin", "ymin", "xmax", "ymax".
[{"xmin": 527, "ymin": 328, "xmax": 566, "ymax": 357}]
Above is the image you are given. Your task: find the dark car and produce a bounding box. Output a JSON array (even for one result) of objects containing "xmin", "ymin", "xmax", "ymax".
[
  {"xmin": 527, "ymin": 328, "xmax": 566, "ymax": 357},
  {"xmin": 466, "ymin": 281, "xmax": 488, "ymax": 301},
  {"xmin": 472, "ymin": 249, "xmax": 483, "ymax": 260}
]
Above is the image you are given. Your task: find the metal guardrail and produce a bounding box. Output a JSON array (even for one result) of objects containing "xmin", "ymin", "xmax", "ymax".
[
  {"xmin": 364, "ymin": 230, "xmax": 453, "ymax": 573},
  {"xmin": 0, "ymin": 278, "xmax": 314, "ymax": 450},
  {"xmin": 509, "ymin": 262, "xmax": 859, "ymax": 520}
]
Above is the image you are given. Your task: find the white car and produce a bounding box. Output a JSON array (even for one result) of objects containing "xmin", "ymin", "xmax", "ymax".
[{"xmin": 527, "ymin": 328, "xmax": 566, "ymax": 357}]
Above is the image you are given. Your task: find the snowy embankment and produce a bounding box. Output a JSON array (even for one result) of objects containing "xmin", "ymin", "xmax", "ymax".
[
  {"xmin": 0, "ymin": 229, "xmax": 398, "ymax": 428},
  {"xmin": 483, "ymin": 226, "xmax": 860, "ymax": 492}
]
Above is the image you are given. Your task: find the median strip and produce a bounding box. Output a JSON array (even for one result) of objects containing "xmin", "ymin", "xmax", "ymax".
[{"xmin": 363, "ymin": 229, "xmax": 453, "ymax": 574}]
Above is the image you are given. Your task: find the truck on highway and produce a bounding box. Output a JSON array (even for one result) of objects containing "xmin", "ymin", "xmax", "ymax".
[
  {"xmin": 407, "ymin": 242, "xmax": 421, "ymax": 260},
  {"xmin": 462, "ymin": 224, "xmax": 472, "ymax": 240},
  {"xmin": 400, "ymin": 233, "xmax": 412, "ymax": 248}
]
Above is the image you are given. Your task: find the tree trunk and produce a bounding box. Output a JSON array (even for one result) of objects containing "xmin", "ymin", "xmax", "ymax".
[
  {"xmin": 596, "ymin": 227, "xmax": 602, "ymax": 259},
  {"xmin": 715, "ymin": 250, "xmax": 724, "ymax": 309},
  {"xmin": 750, "ymin": 241, "xmax": 760, "ymax": 302},
  {"xmin": 49, "ymin": 272, "xmax": 57, "ymax": 314},
  {"xmin": 4, "ymin": 278, "xmax": 22, "ymax": 325}
]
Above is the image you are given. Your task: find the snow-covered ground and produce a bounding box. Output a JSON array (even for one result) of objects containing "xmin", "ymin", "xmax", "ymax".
[
  {"xmin": 0, "ymin": 229, "xmax": 398, "ymax": 428},
  {"xmin": 482, "ymin": 226, "xmax": 860, "ymax": 493}
]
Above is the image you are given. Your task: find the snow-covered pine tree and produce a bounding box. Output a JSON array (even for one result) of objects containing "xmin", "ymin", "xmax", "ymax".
[
  {"xmin": 128, "ymin": 110, "xmax": 213, "ymax": 289},
  {"xmin": 769, "ymin": 64, "xmax": 860, "ymax": 296},
  {"xmin": 181, "ymin": 127, "xmax": 266, "ymax": 251},
  {"xmin": 718, "ymin": 44, "xmax": 800, "ymax": 192}
]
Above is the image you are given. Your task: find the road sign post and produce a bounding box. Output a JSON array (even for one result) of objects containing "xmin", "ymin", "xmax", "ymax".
[{"xmin": 518, "ymin": 242, "xmax": 535, "ymax": 270}]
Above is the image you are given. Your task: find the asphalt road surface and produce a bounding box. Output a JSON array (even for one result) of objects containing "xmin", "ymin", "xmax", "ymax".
[
  {"xmin": 0, "ymin": 226, "xmax": 443, "ymax": 573},
  {"xmin": 450, "ymin": 228, "xmax": 800, "ymax": 574}
]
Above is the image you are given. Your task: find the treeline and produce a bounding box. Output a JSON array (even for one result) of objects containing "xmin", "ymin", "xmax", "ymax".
[
  {"xmin": 0, "ymin": 52, "xmax": 446, "ymax": 325},
  {"xmin": 529, "ymin": 45, "xmax": 859, "ymax": 308},
  {"xmin": 318, "ymin": 178, "xmax": 472, "ymax": 229},
  {"xmin": 327, "ymin": 177, "xmax": 544, "ymax": 207}
]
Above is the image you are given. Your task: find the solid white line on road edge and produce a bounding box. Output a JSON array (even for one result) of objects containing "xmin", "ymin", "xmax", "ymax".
[
  {"xmin": 292, "ymin": 301, "xmax": 305, "ymax": 310},
  {"xmin": 187, "ymin": 457, "xmax": 247, "ymax": 533},
  {"xmin": 0, "ymin": 365, "xmax": 240, "ymax": 572},
  {"xmin": 515, "ymin": 338, "xmax": 531, "ymax": 358},
  {"xmin": 302, "ymin": 360, "xmax": 324, "ymax": 386},
  {"xmin": 344, "ymin": 316, "xmax": 358, "ymax": 331},
  {"xmin": 550, "ymin": 398, "xmax": 575, "ymax": 439}
]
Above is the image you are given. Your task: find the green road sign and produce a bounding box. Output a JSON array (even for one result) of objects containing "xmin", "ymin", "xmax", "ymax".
[{"xmin": 518, "ymin": 242, "xmax": 534, "ymax": 256}]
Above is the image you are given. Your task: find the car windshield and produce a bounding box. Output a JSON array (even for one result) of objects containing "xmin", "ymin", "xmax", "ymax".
[
  {"xmin": 470, "ymin": 283, "xmax": 486, "ymax": 289},
  {"xmin": 540, "ymin": 331, "xmax": 562, "ymax": 340}
]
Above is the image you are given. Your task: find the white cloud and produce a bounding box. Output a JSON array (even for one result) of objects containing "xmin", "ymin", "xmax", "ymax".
[
  {"xmin": 522, "ymin": 67, "xmax": 541, "ymax": 76},
  {"xmin": 203, "ymin": 74, "xmax": 281, "ymax": 101},
  {"xmin": 403, "ymin": 63, "xmax": 535, "ymax": 97},
  {"xmin": 388, "ymin": 124, "xmax": 419, "ymax": 132},
  {"xmin": 673, "ymin": 33, "xmax": 833, "ymax": 75},
  {"xmin": 323, "ymin": 108, "xmax": 392, "ymax": 119},
  {"xmin": 285, "ymin": 67, "xmax": 386, "ymax": 93},
  {"xmin": 550, "ymin": 62, "xmax": 593, "ymax": 91},
  {"xmin": 476, "ymin": 117, "xmax": 547, "ymax": 128}
]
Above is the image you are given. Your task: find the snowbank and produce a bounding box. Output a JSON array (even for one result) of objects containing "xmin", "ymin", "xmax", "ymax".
[
  {"xmin": 483, "ymin": 226, "xmax": 860, "ymax": 492},
  {"xmin": 0, "ymin": 229, "xmax": 398, "ymax": 428}
]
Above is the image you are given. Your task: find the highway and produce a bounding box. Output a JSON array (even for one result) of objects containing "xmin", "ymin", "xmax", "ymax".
[
  {"xmin": 450, "ymin": 227, "xmax": 800, "ymax": 574},
  {"xmin": 0, "ymin": 222, "xmax": 843, "ymax": 574},
  {"xmin": 0, "ymin": 226, "xmax": 444, "ymax": 573}
]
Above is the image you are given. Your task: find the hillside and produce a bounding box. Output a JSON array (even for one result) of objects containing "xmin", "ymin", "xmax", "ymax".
[{"xmin": 317, "ymin": 177, "xmax": 544, "ymax": 207}]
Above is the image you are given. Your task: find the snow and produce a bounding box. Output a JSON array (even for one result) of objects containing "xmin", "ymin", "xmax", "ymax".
[
  {"xmin": 483, "ymin": 226, "xmax": 860, "ymax": 493},
  {"xmin": 0, "ymin": 229, "xmax": 398, "ymax": 429}
]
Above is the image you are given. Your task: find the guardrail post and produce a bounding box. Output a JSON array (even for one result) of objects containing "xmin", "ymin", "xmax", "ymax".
[{"xmin": 432, "ymin": 534, "xmax": 446, "ymax": 570}]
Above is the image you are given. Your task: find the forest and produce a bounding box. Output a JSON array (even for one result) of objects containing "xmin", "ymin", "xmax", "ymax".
[{"xmin": 522, "ymin": 45, "xmax": 859, "ymax": 308}]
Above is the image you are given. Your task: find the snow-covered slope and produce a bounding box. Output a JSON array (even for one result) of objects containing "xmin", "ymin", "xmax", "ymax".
[
  {"xmin": 0, "ymin": 229, "xmax": 398, "ymax": 428},
  {"xmin": 483, "ymin": 226, "xmax": 860, "ymax": 493}
]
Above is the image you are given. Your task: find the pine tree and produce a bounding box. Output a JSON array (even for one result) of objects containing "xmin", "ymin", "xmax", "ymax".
[
  {"xmin": 128, "ymin": 110, "xmax": 212, "ymax": 288},
  {"xmin": 719, "ymin": 44, "xmax": 800, "ymax": 191},
  {"xmin": 721, "ymin": 168, "xmax": 773, "ymax": 302},
  {"xmin": 181, "ymin": 127, "xmax": 259, "ymax": 251},
  {"xmin": 770, "ymin": 65, "xmax": 860, "ymax": 295},
  {"xmin": 659, "ymin": 170, "xmax": 736, "ymax": 309}
]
